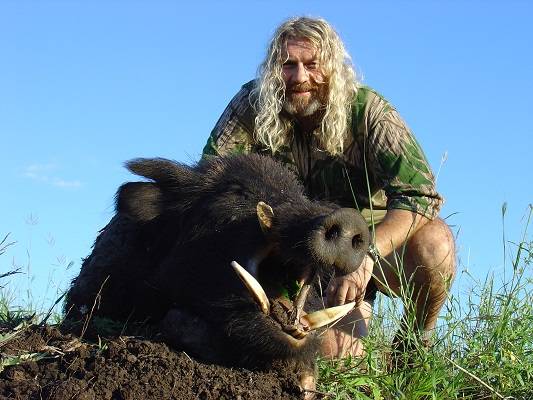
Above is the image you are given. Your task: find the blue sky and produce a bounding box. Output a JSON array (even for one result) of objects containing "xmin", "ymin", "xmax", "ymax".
[{"xmin": 1, "ymin": 1, "xmax": 531, "ymax": 310}]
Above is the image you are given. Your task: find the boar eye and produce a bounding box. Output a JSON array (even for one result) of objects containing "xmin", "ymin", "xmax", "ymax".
[{"xmin": 228, "ymin": 184, "xmax": 250, "ymax": 201}]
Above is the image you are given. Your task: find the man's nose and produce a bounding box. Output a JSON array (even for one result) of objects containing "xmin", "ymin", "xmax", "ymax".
[{"xmin": 292, "ymin": 63, "xmax": 308, "ymax": 84}]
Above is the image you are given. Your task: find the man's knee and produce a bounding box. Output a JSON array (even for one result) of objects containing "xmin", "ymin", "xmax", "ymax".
[
  {"xmin": 404, "ymin": 218, "xmax": 456, "ymax": 328},
  {"xmin": 320, "ymin": 300, "xmax": 373, "ymax": 359},
  {"xmin": 374, "ymin": 218, "xmax": 455, "ymax": 298},
  {"xmin": 407, "ymin": 217, "xmax": 456, "ymax": 278}
]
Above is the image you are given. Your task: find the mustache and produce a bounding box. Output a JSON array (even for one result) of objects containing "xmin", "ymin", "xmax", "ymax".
[{"xmin": 287, "ymin": 82, "xmax": 318, "ymax": 92}]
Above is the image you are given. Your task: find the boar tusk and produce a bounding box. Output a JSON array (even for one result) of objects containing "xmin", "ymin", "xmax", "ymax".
[
  {"xmin": 256, "ymin": 201, "xmax": 274, "ymax": 233},
  {"xmin": 231, "ymin": 261, "xmax": 270, "ymax": 315},
  {"xmin": 301, "ymin": 302, "xmax": 355, "ymax": 331}
]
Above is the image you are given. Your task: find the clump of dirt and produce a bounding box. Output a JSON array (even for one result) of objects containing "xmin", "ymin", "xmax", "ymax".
[{"xmin": 0, "ymin": 324, "xmax": 306, "ymax": 400}]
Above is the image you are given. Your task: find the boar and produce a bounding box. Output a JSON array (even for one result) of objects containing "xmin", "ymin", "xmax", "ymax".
[{"xmin": 65, "ymin": 154, "xmax": 370, "ymax": 393}]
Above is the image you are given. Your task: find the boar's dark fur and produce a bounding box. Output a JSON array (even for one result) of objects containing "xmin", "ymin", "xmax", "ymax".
[{"xmin": 65, "ymin": 154, "xmax": 369, "ymax": 374}]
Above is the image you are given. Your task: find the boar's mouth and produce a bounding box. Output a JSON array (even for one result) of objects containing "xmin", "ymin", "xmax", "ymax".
[{"xmin": 231, "ymin": 261, "xmax": 355, "ymax": 341}]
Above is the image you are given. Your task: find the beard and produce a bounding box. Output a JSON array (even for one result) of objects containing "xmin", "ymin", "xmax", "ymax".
[{"xmin": 282, "ymin": 82, "xmax": 327, "ymax": 118}]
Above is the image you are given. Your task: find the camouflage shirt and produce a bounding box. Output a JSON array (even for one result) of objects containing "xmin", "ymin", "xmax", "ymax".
[{"xmin": 203, "ymin": 81, "xmax": 443, "ymax": 219}]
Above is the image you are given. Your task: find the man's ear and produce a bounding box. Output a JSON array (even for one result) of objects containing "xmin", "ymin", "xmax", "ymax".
[{"xmin": 116, "ymin": 182, "xmax": 164, "ymax": 222}]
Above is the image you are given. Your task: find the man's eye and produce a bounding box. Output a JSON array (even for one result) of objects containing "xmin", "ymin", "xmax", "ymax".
[{"xmin": 306, "ymin": 63, "xmax": 318, "ymax": 70}]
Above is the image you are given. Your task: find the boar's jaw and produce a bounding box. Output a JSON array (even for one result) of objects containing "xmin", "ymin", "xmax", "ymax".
[{"xmin": 231, "ymin": 261, "xmax": 356, "ymax": 337}]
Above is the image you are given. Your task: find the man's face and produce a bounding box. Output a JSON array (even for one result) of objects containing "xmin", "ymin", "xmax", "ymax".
[{"xmin": 281, "ymin": 39, "xmax": 327, "ymax": 118}]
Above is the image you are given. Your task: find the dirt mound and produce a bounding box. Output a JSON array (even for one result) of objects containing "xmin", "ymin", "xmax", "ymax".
[{"xmin": 0, "ymin": 324, "xmax": 305, "ymax": 400}]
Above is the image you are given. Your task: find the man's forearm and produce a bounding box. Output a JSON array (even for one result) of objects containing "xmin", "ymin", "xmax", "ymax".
[{"xmin": 373, "ymin": 209, "xmax": 430, "ymax": 258}]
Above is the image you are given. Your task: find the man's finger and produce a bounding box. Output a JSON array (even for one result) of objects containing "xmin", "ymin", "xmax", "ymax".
[
  {"xmin": 334, "ymin": 283, "xmax": 349, "ymax": 306},
  {"xmin": 345, "ymin": 286, "xmax": 357, "ymax": 303}
]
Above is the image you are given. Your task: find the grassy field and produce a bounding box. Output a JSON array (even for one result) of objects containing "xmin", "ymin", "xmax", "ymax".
[
  {"xmin": 318, "ymin": 206, "xmax": 533, "ymax": 399},
  {"xmin": 1, "ymin": 206, "xmax": 532, "ymax": 399}
]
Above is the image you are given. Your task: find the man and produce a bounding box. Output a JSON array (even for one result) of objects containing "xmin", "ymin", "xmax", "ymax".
[{"xmin": 203, "ymin": 17, "xmax": 455, "ymax": 358}]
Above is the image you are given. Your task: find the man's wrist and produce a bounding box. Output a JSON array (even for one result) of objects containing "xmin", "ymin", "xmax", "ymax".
[{"xmin": 367, "ymin": 243, "xmax": 381, "ymax": 263}]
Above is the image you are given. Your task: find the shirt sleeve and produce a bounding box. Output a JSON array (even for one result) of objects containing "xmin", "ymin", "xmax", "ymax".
[
  {"xmin": 365, "ymin": 92, "xmax": 443, "ymax": 219},
  {"xmin": 202, "ymin": 82, "xmax": 256, "ymax": 157}
]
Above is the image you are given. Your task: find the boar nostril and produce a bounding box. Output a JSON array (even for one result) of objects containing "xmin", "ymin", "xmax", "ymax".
[
  {"xmin": 352, "ymin": 234, "xmax": 364, "ymax": 248},
  {"xmin": 325, "ymin": 224, "xmax": 341, "ymax": 241}
]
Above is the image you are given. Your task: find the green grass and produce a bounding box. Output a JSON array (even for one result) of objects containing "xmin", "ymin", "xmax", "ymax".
[{"xmin": 318, "ymin": 205, "xmax": 533, "ymax": 399}]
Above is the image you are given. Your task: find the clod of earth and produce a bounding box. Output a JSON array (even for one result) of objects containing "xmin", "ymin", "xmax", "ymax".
[{"xmin": 0, "ymin": 324, "xmax": 304, "ymax": 400}]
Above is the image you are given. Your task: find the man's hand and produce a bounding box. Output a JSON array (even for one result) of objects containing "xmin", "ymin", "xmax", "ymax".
[{"xmin": 326, "ymin": 255, "xmax": 374, "ymax": 307}]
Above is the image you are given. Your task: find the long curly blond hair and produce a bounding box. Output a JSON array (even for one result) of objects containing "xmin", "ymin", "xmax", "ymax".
[{"xmin": 251, "ymin": 17, "xmax": 358, "ymax": 156}]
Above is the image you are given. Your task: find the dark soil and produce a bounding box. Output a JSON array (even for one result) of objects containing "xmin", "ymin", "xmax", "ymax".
[{"xmin": 0, "ymin": 324, "xmax": 306, "ymax": 400}]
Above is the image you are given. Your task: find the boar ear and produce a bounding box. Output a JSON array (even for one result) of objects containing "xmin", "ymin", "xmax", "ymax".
[
  {"xmin": 116, "ymin": 182, "xmax": 164, "ymax": 222},
  {"xmin": 256, "ymin": 201, "xmax": 274, "ymax": 233},
  {"xmin": 125, "ymin": 157, "xmax": 200, "ymax": 188}
]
